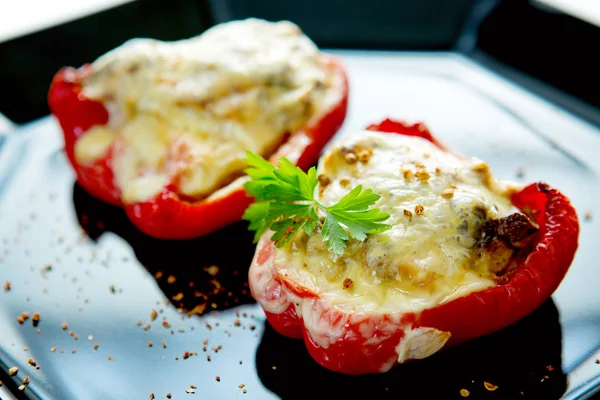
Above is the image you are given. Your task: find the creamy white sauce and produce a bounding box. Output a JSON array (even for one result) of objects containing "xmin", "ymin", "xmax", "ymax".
[
  {"xmin": 276, "ymin": 130, "xmax": 521, "ymax": 313},
  {"xmin": 249, "ymin": 130, "xmax": 522, "ymax": 368},
  {"xmin": 75, "ymin": 19, "xmax": 341, "ymax": 203}
]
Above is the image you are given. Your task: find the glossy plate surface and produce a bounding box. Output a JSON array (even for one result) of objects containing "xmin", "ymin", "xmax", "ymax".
[{"xmin": 0, "ymin": 52, "xmax": 599, "ymax": 400}]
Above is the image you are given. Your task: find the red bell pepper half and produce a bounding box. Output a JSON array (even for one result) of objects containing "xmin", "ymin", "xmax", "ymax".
[
  {"xmin": 248, "ymin": 119, "xmax": 579, "ymax": 374},
  {"xmin": 48, "ymin": 56, "xmax": 348, "ymax": 239}
]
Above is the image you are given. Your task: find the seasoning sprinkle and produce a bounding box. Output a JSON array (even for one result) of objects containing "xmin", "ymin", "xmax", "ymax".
[
  {"xmin": 403, "ymin": 209, "xmax": 412, "ymax": 220},
  {"xmin": 318, "ymin": 174, "xmax": 331, "ymax": 187},
  {"xmin": 342, "ymin": 278, "xmax": 354, "ymax": 290},
  {"xmin": 3, "ymin": 281, "xmax": 10, "ymax": 291},
  {"xmin": 185, "ymin": 386, "xmax": 196, "ymax": 394},
  {"xmin": 416, "ymin": 170, "xmax": 430, "ymax": 182},
  {"xmin": 148, "ymin": 341, "xmax": 153, "ymax": 348},
  {"xmin": 32, "ymin": 312, "xmax": 40, "ymax": 326},
  {"xmin": 150, "ymin": 309, "xmax": 158, "ymax": 320},
  {"xmin": 9, "ymin": 366, "xmax": 18, "ymax": 376},
  {"xmin": 172, "ymin": 293, "xmax": 184, "ymax": 301},
  {"xmin": 61, "ymin": 322, "xmax": 68, "ymax": 330},
  {"xmin": 339, "ymin": 177, "xmax": 351, "ymax": 187},
  {"xmin": 415, "ymin": 205, "xmax": 425, "ymax": 215},
  {"xmin": 483, "ymin": 381, "xmax": 498, "ymax": 391},
  {"xmin": 441, "ymin": 189, "xmax": 454, "ymax": 199},
  {"xmin": 166, "ymin": 393, "xmax": 172, "ymax": 399},
  {"xmin": 356, "ymin": 146, "xmax": 373, "ymax": 163},
  {"xmin": 460, "ymin": 388, "xmax": 470, "ymax": 397},
  {"xmin": 344, "ymin": 152, "xmax": 358, "ymax": 164},
  {"xmin": 94, "ymin": 343, "xmax": 99, "ymax": 350}
]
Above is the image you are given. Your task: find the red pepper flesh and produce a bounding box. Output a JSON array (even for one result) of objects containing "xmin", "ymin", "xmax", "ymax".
[
  {"xmin": 248, "ymin": 119, "xmax": 579, "ymax": 374},
  {"xmin": 48, "ymin": 56, "xmax": 348, "ymax": 238}
]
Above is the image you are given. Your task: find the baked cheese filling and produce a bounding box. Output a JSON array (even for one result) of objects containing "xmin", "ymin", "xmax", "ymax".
[
  {"xmin": 275, "ymin": 130, "xmax": 537, "ymax": 314},
  {"xmin": 74, "ymin": 19, "xmax": 342, "ymax": 203}
]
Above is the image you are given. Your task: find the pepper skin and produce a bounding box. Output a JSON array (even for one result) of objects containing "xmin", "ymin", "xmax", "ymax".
[
  {"xmin": 248, "ymin": 119, "xmax": 579, "ymax": 374},
  {"xmin": 48, "ymin": 56, "xmax": 348, "ymax": 239}
]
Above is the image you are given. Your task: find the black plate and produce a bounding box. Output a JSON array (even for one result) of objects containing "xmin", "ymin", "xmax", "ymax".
[{"xmin": 0, "ymin": 53, "xmax": 599, "ymax": 399}]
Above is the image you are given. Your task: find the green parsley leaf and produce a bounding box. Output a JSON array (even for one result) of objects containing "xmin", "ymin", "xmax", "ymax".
[
  {"xmin": 242, "ymin": 201, "xmax": 273, "ymax": 243},
  {"xmin": 242, "ymin": 151, "xmax": 391, "ymax": 255},
  {"xmin": 322, "ymin": 209, "xmax": 349, "ymax": 256}
]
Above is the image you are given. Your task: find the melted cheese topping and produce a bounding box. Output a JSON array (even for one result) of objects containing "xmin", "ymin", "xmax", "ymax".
[
  {"xmin": 75, "ymin": 19, "xmax": 341, "ymax": 203},
  {"xmin": 276, "ymin": 130, "xmax": 521, "ymax": 313}
]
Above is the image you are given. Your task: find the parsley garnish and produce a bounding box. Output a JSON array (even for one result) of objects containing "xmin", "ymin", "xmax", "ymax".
[{"xmin": 242, "ymin": 151, "xmax": 391, "ymax": 255}]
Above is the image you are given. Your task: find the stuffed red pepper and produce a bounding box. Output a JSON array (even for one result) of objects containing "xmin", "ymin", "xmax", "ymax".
[
  {"xmin": 247, "ymin": 119, "xmax": 579, "ymax": 374},
  {"xmin": 48, "ymin": 19, "xmax": 348, "ymax": 239}
]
